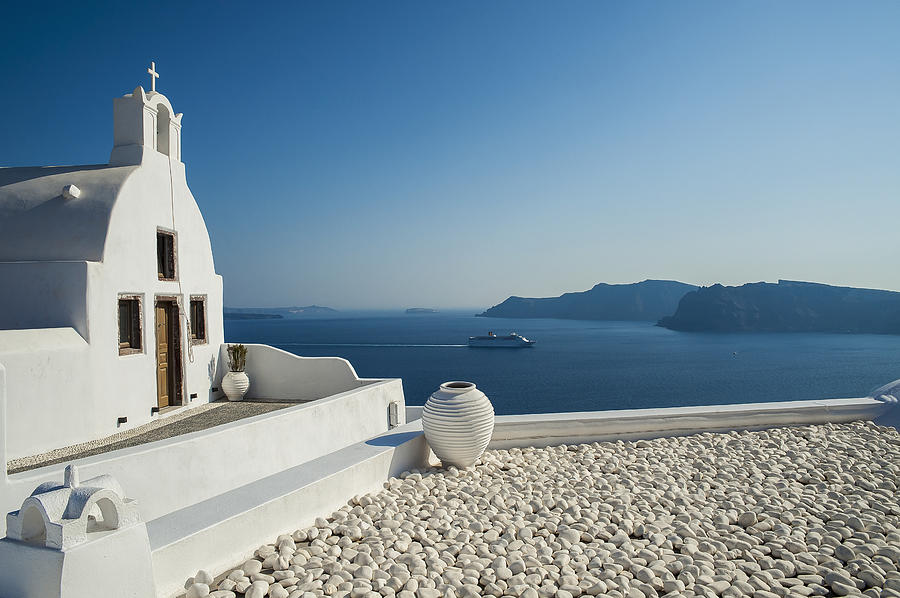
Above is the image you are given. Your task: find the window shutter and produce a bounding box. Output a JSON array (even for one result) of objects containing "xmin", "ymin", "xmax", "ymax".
[
  {"xmin": 131, "ymin": 301, "xmax": 142, "ymax": 350},
  {"xmin": 166, "ymin": 236, "xmax": 175, "ymax": 278}
]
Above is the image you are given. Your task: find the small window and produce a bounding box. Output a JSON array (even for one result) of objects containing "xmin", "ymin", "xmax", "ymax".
[
  {"xmin": 118, "ymin": 296, "xmax": 142, "ymax": 355},
  {"xmin": 157, "ymin": 230, "xmax": 176, "ymax": 280},
  {"xmin": 190, "ymin": 297, "xmax": 207, "ymax": 344}
]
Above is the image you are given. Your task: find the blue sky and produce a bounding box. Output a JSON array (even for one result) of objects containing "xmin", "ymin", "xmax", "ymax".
[{"xmin": 2, "ymin": 1, "xmax": 899, "ymax": 309}]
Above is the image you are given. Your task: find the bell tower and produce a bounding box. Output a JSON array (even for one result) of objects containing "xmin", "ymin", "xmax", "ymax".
[{"xmin": 110, "ymin": 62, "xmax": 183, "ymax": 165}]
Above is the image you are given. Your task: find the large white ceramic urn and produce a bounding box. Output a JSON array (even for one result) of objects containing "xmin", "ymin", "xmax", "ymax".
[
  {"xmin": 222, "ymin": 371, "xmax": 250, "ymax": 401},
  {"xmin": 423, "ymin": 381, "xmax": 495, "ymax": 468}
]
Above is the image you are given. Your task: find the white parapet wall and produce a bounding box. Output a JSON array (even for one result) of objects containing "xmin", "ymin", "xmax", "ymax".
[
  {"xmin": 488, "ymin": 397, "xmax": 894, "ymax": 449},
  {"xmin": 217, "ymin": 344, "xmax": 374, "ymax": 401},
  {"xmin": 0, "ymin": 377, "xmax": 406, "ymax": 537}
]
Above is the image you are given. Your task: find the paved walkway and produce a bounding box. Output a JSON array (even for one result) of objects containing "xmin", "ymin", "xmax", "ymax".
[{"xmin": 8, "ymin": 399, "xmax": 298, "ymax": 474}]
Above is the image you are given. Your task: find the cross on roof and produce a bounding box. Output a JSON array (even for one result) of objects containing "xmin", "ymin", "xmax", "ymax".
[{"xmin": 147, "ymin": 61, "xmax": 159, "ymax": 93}]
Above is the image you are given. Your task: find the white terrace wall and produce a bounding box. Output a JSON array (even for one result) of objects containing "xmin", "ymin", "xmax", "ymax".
[
  {"xmin": 0, "ymin": 329, "xmax": 94, "ymax": 460},
  {"xmin": 487, "ymin": 397, "xmax": 893, "ymax": 449},
  {"xmin": 217, "ymin": 344, "xmax": 374, "ymax": 401},
  {"xmin": 0, "ymin": 377, "xmax": 405, "ymax": 537}
]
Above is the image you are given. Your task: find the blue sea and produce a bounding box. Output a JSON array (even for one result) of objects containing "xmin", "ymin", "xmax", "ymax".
[{"xmin": 225, "ymin": 312, "xmax": 900, "ymax": 415}]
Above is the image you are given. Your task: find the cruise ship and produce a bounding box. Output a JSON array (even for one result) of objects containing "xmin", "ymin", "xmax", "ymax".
[{"xmin": 468, "ymin": 332, "xmax": 535, "ymax": 348}]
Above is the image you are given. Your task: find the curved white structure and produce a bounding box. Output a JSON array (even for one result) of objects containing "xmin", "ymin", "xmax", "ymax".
[
  {"xmin": 422, "ymin": 381, "xmax": 494, "ymax": 468},
  {"xmin": 869, "ymin": 378, "xmax": 900, "ymax": 404},
  {"xmin": 0, "ymin": 465, "xmax": 156, "ymax": 598}
]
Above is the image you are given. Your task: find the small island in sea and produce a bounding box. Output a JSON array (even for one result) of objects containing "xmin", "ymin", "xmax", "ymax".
[
  {"xmin": 406, "ymin": 308, "xmax": 438, "ymax": 314},
  {"xmin": 223, "ymin": 312, "xmax": 283, "ymax": 321},
  {"xmin": 478, "ymin": 279, "xmax": 697, "ymax": 321},
  {"xmin": 658, "ymin": 280, "xmax": 900, "ymax": 334},
  {"xmin": 224, "ymin": 305, "xmax": 338, "ymax": 318}
]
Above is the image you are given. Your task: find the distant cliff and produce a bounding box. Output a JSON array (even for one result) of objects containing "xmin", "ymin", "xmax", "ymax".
[
  {"xmin": 658, "ymin": 280, "xmax": 900, "ymax": 334},
  {"xmin": 478, "ymin": 280, "xmax": 698, "ymax": 321},
  {"xmin": 224, "ymin": 305, "xmax": 337, "ymax": 318},
  {"xmin": 223, "ymin": 312, "xmax": 283, "ymax": 320}
]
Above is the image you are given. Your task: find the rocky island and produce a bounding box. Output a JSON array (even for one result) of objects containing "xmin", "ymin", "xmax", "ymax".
[
  {"xmin": 223, "ymin": 312, "xmax": 283, "ymax": 321},
  {"xmin": 225, "ymin": 305, "xmax": 338, "ymax": 319},
  {"xmin": 659, "ymin": 280, "xmax": 900, "ymax": 334},
  {"xmin": 478, "ymin": 280, "xmax": 697, "ymax": 321}
]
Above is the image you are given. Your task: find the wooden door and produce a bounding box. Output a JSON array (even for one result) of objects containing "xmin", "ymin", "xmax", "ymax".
[{"xmin": 155, "ymin": 302, "xmax": 171, "ymax": 408}]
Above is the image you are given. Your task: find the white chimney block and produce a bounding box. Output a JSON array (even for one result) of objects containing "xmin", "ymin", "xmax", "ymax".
[
  {"xmin": 62, "ymin": 184, "xmax": 81, "ymax": 200},
  {"xmin": 64, "ymin": 464, "xmax": 79, "ymax": 488}
]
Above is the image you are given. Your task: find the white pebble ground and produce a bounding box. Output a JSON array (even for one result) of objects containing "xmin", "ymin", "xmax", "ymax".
[{"xmin": 185, "ymin": 421, "xmax": 900, "ymax": 598}]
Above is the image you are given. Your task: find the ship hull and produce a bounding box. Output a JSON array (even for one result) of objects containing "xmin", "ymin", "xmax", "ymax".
[{"xmin": 468, "ymin": 337, "xmax": 535, "ymax": 348}]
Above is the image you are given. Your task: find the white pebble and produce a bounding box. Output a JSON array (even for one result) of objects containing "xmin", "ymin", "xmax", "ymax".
[{"xmin": 182, "ymin": 423, "xmax": 899, "ymax": 598}]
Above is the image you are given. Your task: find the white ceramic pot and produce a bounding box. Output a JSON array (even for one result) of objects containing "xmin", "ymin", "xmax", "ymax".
[
  {"xmin": 222, "ymin": 371, "xmax": 250, "ymax": 401},
  {"xmin": 423, "ymin": 381, "xmax": 494, "ymax": 468}
]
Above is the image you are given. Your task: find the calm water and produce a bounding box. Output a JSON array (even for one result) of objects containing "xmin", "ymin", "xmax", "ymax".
[{"xmin": 225, "ymin": 312, "xmax": 900, "ymax": 415}]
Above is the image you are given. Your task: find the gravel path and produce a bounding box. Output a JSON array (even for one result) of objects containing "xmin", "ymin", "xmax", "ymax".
[
  {"xmin": 8, "ymin": 400, "xmax": 297, "ymax": 474},
  {"xmin": 184, "ymin": 421, "xmax": 900, "ymax": 598}
]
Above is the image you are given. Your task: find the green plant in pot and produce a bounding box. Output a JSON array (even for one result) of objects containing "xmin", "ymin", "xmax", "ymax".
[{"xmin": 222, "ymin": 344, "xmax": 250, "ymax": 401}]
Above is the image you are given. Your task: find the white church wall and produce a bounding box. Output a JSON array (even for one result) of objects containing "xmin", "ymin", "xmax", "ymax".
[
  {"xmin": 0, "ymin": 262, "xmax": 90, "ymax": 340},
  {"xmin": 81, "ymin": 153, "xmax": 226, "ymax": 433},
  {"xmin": 0, "ymin": 378, "xmax": 405, "ymax": 537}
]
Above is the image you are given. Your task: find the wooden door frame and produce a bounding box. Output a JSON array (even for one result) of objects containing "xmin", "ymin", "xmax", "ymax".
[{"xmin": 154, "ymin": 296, "xmax": 184, "ymax": 408}]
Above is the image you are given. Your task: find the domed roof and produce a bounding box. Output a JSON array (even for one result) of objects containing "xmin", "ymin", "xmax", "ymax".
[{"xmin": 0, "ymin": 163, "xmax": 137, "ymax": 262}]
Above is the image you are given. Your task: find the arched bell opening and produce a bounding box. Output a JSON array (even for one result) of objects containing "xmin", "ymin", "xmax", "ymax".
[
  {"xmin": 20, "ymin": 505, "xmax": 47, "ymax": 545},
  {"xmin": 156, "ymin": 103, "xmax": 171, "ymax": 156},
  {"xmin": 85, "ymin": 497, "xmax": 120, "ymax": 533}
]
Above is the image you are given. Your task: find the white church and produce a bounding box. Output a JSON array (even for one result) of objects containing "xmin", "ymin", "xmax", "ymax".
[
  {"xmin": 0, "ymin": 67, "xmax": 417, "ymax": 598},
  {"xmin": 0, "ymin": 64, "xmax": 225, "ymax": 460}
]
